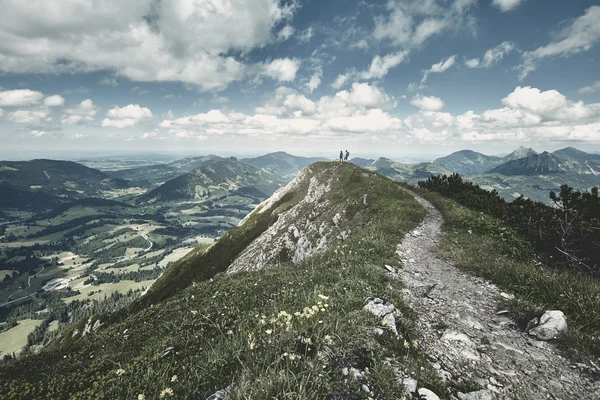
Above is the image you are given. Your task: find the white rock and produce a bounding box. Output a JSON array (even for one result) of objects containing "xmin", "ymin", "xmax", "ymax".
[
  {"xmin": 528, "ymin": 310, "xmax": 567, "ymax": 340},
  {"xmin": 384, "ymin": 264, "xmax": 394, "ymax": 272},
  {"xmin": 441, "ymin": 330, "xmax": 474, "ymax": 346},
  {"xmin": 418, "ymin": 388, "xmax": 441, "ymax": 400},
  {"xmin": 363, "ymin": 297, "xmax": 398, "ymax": 335},
  {"xmin": 403, "ymin": 378, "xmax": 418, "ymax": 394},
  {"xmin": 499, "ymin": 292, "xmax": 514, "ymax": 300}
]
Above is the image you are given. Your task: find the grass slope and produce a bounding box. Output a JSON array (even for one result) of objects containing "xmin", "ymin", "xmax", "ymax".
[{"xmin": 0, "ymin": 163, "xmax": 456, "ymax": 400}]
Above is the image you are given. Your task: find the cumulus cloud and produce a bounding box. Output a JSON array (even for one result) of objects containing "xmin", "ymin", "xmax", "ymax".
[
  {"xmin": 44, "ymin": 95, "xmax": 65, "ymax": 107},
  {"xmin": 157, "ymin": 83, "xmax": 401, "ymax": 141},
  {"xmin": 579, "ymin": 81, "xmax": 600, "ymax": 95},
  {"xmin": 102, "ymin": 104, "xmax": 152, "ymax": 128},
  {"xmin": 71, "ymin": 133, "xmax": 89, "ymax": 139},
  {"xmin": 262, "ymin": 58, "xmax": 301, "ymax": 82},
  {"xmin": 518, "ymin": 6, "xmax": 600, "ymax": 80},
  {"xmin": 0, "ymin": 0, "xmax": 299, "ymax": 91},
  {"xmin": 5, "ymin": 109, "xmax": 50, "ymax": 124},
  {"xmin": 466, "ymin": 41, "xmax": 516, "ymax": 69},
  {"xmin": 373, "ymin": 0, "xmax": 477, "ymax": 48},
  {"xmin": 360, "ymin": 51, "xmax": 409, "ymax": 80},
  {"xmin": 0, "ymin": 89, "xmax": 44, "ymax": 107},
  {"xmin": 410, "ymin": 95, "xmax": 444, "ymax": 111},
  {"xmin": 62, "ymin": 99, "xmax": 99, "ymax": 125},
  {"xmin": 492, "ymin": 0, "xmax": 526, "ymax": 12},
  {"xmin": 421, "ymin": 55, "xmax": 456, "ymax": 84}
]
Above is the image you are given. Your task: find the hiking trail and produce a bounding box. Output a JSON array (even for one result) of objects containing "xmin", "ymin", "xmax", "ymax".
[{"xmin": 392, "ymin": 190, "xmax": 600, "ymax": 399}]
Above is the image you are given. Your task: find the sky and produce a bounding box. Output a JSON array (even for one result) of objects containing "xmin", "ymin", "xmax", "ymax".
[{"xmin": 0, "ymin": 0, "xmax": 599, "ymax": 160}]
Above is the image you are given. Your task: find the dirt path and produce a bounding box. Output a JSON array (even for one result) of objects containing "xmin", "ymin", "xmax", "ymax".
[{"xmin": 393, "ymin": 190, "xmax": 599, "ymax": 399}]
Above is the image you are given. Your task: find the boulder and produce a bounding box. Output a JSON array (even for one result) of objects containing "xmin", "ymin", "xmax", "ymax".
[
  {"xmin": 403, "ymin": 377, "xmax": 418, "ymax": 395},
  {"xmin": 528, "ymin": 310, "xmax": 567, "ymax": 340}
]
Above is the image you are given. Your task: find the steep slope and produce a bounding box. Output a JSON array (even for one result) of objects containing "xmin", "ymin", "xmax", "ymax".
[
  {"xmin": 0, "ymin": 159, "xmax": 129, "ymax": 200},
  {"xmin": 433, "ymin": 150, "xmax": 503, "ymax": 175},
  {"xmin": 242, "ymin": 151, "xmax": 327, "ymax": 177},
  {"xmin": 502, "ymin": 146, "xmax": 538, "ymax": 162},
  {"xmin": 137, "ymin": 157, "xmax": 284, "ymax": 203}
]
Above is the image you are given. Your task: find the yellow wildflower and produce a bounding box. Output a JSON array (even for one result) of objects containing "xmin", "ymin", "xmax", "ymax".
[
  {"xmin": 403, "ymin": 340, "xmax": 410, "ymax": 349},
  {"xmin": 171, "ymin": 375, "xmax": 178, "ymax": 383},
  {"xmin": 115, "ymin": 368, "xmax": 125, "ymax": 376},
  {"xmin": 265, "ymin": 329, "xmax": 273, "ymax": 335},
  {"xmin": 138, "ymin": 394, "xmax": 145, "ymax": 400},
  {"xmin": 249, "ymin": 341, "xmax": 256, "ymax": 350},
  {"xmin": 159, "ymin": 388, "xmax": 174, "ymax": 398}
]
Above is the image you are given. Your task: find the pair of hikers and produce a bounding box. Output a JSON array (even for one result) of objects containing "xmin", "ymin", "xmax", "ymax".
[{"xmin": 339, "ymin": 150, "xmax": 349, "ymax": 162}]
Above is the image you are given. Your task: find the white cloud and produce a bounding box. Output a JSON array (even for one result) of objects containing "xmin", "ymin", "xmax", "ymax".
[
  {"xmin": 6, "ymin": 109, "xmax": 50, "ymax": 123},
  {"xmin": 44, "ymin": 95, "xmax": 65, "ymax": 107},
  {"xmin": 62, "ymin": 99, "xmax": 99, "ymax": 125},
  {"xmin": 466, "ymin": 41, "xmax": 516, "ymax": 69},
  {"xmin": 519, "ymin": 6, "xmax": 600, "ymax": 80},
  {"xmin": 30, "ymin": 130, "xmax": 51, "ymax": 137},
  {"xmin": 71, "ymin": 133, "xmax": 89, "ymax": 139},
  {"xmin": 262, "ymin": 58, "xmax": 301, "ymax": 82},
  {"xmin": 99, "ymin": 77, "xmax": 118, "ymax": 87},
  {"xmin": 421, "ymin": 55, "xmax": 456, "ymax": 84},
  {"xmin": 305, "ymin": 70, "xmax": 322, "ymax": 93},
  {"xmin": 373, "ymin": 0, "xmax": 477, "ymax": 48},
  {"xmin": 331, "ymin": 73, "xmax": 351, "ymax": 89},
  {"xmin": 579, "ymin": 81, "xmax": 600, "ymax": 95},
  {"xmin": 298, "ymin": 26, "xmax": 314, "ymax": 43},
  {"xmin": 102, "ymin": 104, "xmax": 153, "ymax": 128},
  {"xmin": 360, "ymin": 51, "xmax": 409, "ymax": 80},
  {"xmin": 344, "ymin": 82, "xmax": 396, "ymax": 110},
  {"xmin": 277, "ymin": 25, "xmax": 295, "ymax": 41},
  {"xmin": 0, "ymin": 0, "xmax": 299, "ymax": 91},
  {"xmin": 350, "ymin": 39, "xmax": 368, "ymax": 50},
  {"xmin": 410, "ymin": 95, "xmax": 444, "ymax": 111},
  {"xmin": 502, "ymin": 86, "xmax": 599, "ymax": 121},
  {"xmin": 492, "ymin": 0, "xmax": 526, "ymax": 12},
  {"xmin": 465, "ymin": 58, "xmax": 480, "ymax": 68},
  {"xmin": 0, "ymin": 89, "xmax": 44, "ymax": 107}
]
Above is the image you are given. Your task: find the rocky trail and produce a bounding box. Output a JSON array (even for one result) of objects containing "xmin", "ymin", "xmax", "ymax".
[{"xmin": 392, "ymin": 191, "xmax": 600, "ymax": 400}]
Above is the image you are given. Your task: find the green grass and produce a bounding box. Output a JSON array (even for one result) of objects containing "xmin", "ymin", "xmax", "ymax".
[
  {"xmin": 0, "ymin": 163, "xmax": 455, "ymax": 400},
  {"xmin": 0, "ymin": 319, "xmax": 44, "ymax": 356},
  {"xmin": 414, "ymin": 187, "xmax": 600, "ymax": 358}
]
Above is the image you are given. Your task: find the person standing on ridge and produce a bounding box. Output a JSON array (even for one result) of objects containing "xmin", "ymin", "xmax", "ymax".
[
  {"xmin": 344, "ymin": 150, "xmax": 349, "ymax": 162},
  {"xmin": 339, "ymin": 150, "xmax": 344, "ymax": 162}
]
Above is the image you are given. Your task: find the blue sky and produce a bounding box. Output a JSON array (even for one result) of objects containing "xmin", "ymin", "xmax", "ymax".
[{"xmin": 0, "ymin": 0, "xmax": 599, "ymax": 160}]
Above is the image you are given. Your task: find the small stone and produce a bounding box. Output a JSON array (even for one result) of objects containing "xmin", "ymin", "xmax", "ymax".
[
  {"xmin": 403, "ymin": 378, "xmax": 418, "ymax": 395},
  {"xmin": 362, "ymin": 384, "xmax": 370, "ymax": 393},
  {"xmin": 496, "ymin": 310, "xmax": 509, "ymax": 315},
  {"xmin": 342, "ymin": 367, "xmax": 349, "ymax": 376},
  {"xmin": 499, "ymin": 292, "xmax": 514, "ymax": 300},
  {"xmin": 417, "ymin": 388, "xmax": 441, "ymax": 400},
  {"xmin": 384, "ymin": 264, "xmax": 394, "ymax": 272},
  {"xmin": 409, "ymin": 258, "xmax": 416, "ymax": 263}
]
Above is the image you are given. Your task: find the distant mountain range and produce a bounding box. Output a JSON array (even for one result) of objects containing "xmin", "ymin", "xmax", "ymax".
[
  {"xmin": 1, "ymin": 148, "xmax": 598, "ymax": 211},
  {"xmin": 107, "ymin": 155, "xmax": 223, "ymax": 185},
  {"xmin": 138, "ymin": 157, "xmax": 285, "ymax": 203},
  {"xmin": 241, "ymin": 152, "xmax": 327, "ymax": 177}
]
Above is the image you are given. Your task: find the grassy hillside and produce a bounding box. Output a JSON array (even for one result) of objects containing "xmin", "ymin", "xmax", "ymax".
[
  {"xmin": 0, "ymin": 162, "xmax": 455, "ymax": 399},
  {"xmin": 0, "ymin": 159, "xmax": 129, "ymax": 204}
]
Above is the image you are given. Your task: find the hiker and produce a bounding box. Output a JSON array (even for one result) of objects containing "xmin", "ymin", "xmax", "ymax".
[
  {"xmin": 339, "ymin": 150, "xmax": 344, "ymax": 162},
  {"xmin": 344, "ymin": 150, "xmax": 349, "ymax": 162}
]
